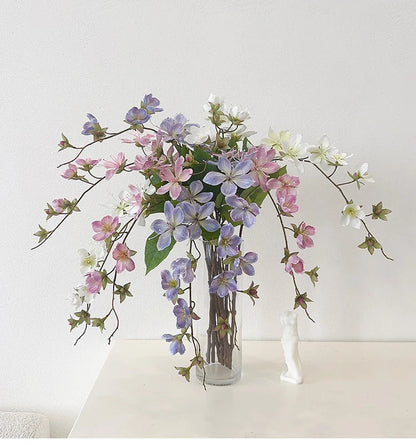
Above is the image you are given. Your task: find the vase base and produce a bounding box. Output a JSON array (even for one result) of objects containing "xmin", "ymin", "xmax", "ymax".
[{"xmin": 196, "ymin": 363, "xmax": 241, "ymax": 386}]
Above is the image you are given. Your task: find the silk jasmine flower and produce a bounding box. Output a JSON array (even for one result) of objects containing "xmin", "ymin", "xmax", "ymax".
[{"xmin": 341, "ymin": 202, "xmax": 365, "ymax": 229}]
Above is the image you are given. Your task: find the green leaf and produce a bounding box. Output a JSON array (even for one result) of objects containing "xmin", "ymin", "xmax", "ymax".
[
  {"xmin": 305, "ymin": 266, "xmax": 319, "ymax": 286},
  {"xmin": 193, "ymin": 147, "xmax": 210, "ymax": 162},
  {"xmin": 268, "ymin": 165, "xmax": 287, "ymax": 180},
  {"xmin": 91, "ymin": 318, "xmax": 106, "ymax": 333},
  {"xmin": 145, "ymin": 233, "xmax": 176, "ymax": 275}
]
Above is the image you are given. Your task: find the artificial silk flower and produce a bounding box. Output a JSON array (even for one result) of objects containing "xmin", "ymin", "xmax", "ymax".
[
  {"xmin": 209, "ymin": 271, "xmax": 237, "ymax": 298},
  {"xmin": 203, "ymin": 94, "xmax": 224, "ymax": 113},
  {"xmin": 177, "ymin": 180, "xmax": 213, "ymax": 205},
  {"xmin": 91, "ymin": 215, "xmax": 119, "ymax": 241},
  {"xmin": 248, "ymin": 145, "xmax": 279, "ymax": 191},
  {"xmin": 161, "ymin": 269, "xmax": 180, "ymax": 301},
  {"xmin": 217, "ymin": 224, "xmax": 242, "ymax": 258},
  {"xmin": 267, "ymin": 174, "xmax": 300, "ymax": 197},
  {"xmin": 112, "ymin": 243, "xmax": 135, "ymax": 273},
  {"xmin": 285, "ymin": 254, "xmax": 304, "ymax": 275},
  {"xmin": 157, "ymin": 157, "xmax": 193, "ymax": 200},
  {"xmin": 184, "ymin": 125, "xmax": 212, "ymax": 145},
  {"xmin": 173, "ymin": 298, "xmax": 192, "ymax": 329},
  {"xmin": 328, "ymin": 150, "xmax": 353, "ymax": 166},
  {"xmin": 296, "ymin": 222, "xmax": 316, "ymax": 249},
  {"xmin": 179, "ymin": 201, "xmax": 220, "ymax": 240},
  {"xmin": 78, "ymin": 242, "xmax": 106, "ymax": 274},
  {"xmin": 225, "ymin": 195, "xmax": 259, "ymax": 228},
  {"xmin": 121, "ymin": 130, "xmax": 155, "ymax": 146},
  {"xmin": 308, "ymin": 135, "xmax": 336, "ymax": 168},
  {"xmin": 119, "ymin": 185, "xmax": 143, "ymax": 218},
  {"xmin": 341, "ymin": 203, "xmax": 365, "ymax": 229},
  {"xmin": 278, "ymin": 133, "xmax": 309, "ymax": 174},
  {"xmin": 203, "ymin": 157, "xmax": 254, "ymax": 196},
  {"xmin": 162, "ymin": 334, "xmax": 185, "ymax": 355},
  {"xmin": 61, "ymin": 163, "xmax": 78, "ymax": 179},
  {"xmin": 151, "ymin": 201, "xmax": 189, "ymax": 251},
  {"xmin": 102, "ymin": 152, "xmax": 126, "ymax": 180},
  {"xmin": 225, "ymin": 104, "xmax": 251, "ymax": 122},
  {"xmin": 355, "ymin": 163, "xmax": 375, "ymax": 183},
  {"xmin": 85, "ymin": 271, "xmax": 102, "ymax": 294}
]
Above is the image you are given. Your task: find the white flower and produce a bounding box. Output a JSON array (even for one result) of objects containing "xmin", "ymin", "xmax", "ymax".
[
  {"xmin": 279, "ymin": 132, "xmax": 309, "ymax": 174},
  {"xmin": 141, "ymin": 178, "xmax": 156, "ymax": 196},
  {"xmin": 184, "ymin": 125, "xmax": 212, "ymax": 145},
  {"xmin": 328, "ymin": 149, "xmax": 353, "ymax": 166},
  {"xmin": 232, "ymin": 124, "xmax": 256, "ymax": 141},
  {"xmin": 77, "ymin": 285, "xmax": 95, "ymax": 304},
  {"xmin": 341, "ymin": 202, "xmax": 365, "ymax": 229},
  {"xmin": 78, "ymin": 243, "xmax": 106, "ymax": 274},
  {"xmin": 225, "ymin": 104, "xmax": 250, "ymax": 122},
  {"xmin": 262, "ymin": 128, "xmax": 289, "ymax": 148},
  {"xmin": 203, "ymin": 94, "xmax": 224, "ymax": 112},
  {"xmin": 356, "ymin": 163, "xmax": 375, "ymax": 183},
  {"xmin": 68, "ymin": 290, "xmax": 82, "ymax": 309},
  {"xmin": 68, "ymin": 285, "xmax": 95, "ymax": 309},
  {"xmin": 103, "ymin": 194, "xmax": 129, "ymax": 217},
  {"xmin": 308, "ymin": 135, "xmax": 336, "ymax": 168}
]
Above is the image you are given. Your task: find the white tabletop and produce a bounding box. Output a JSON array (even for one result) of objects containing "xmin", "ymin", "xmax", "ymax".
[{"xmin": 69, "ymin": 340, "xmax": 416, "ymax": 438}]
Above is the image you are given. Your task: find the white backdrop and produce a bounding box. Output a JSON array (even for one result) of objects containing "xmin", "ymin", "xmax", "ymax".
[{"xmin": 1, "ymin": 0, "xmax": 415, "ymax": 437}]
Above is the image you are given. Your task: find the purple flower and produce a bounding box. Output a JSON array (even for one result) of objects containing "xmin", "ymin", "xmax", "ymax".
[
  {"xmin": 162, "ymin": 334, "xmax": 185, "ymax": 355},
  {"xmin": 81, "ymin": 113, "xmax": 98, "ymax": 135},
  {"xmin": 159, "ymin": 114, "xmax": 194, "ymax": 142},
  {"xmin": 81, "ymin": 114, "xmax": 106, "ymax": 140},
  {"xmin": 179, "ymin": 201, "xmax": 220, "ymax": 240},
  {"xmin": 125, "ymin": 106, "xmax": 151, "ymax": 125},
  {"xmin": 217, "ymin": 224, "xmax": 241, "ymax": 258},
  {"xmin": 178, "ymin": 180, "xmax": 213, "ymax": 205},
  {"xmin": 142, "ymin": 94, "xmax": 163, "ymax": 113},
  {"xmin": 233, "ymin": 252, "xmax": 258, "ymax": 276},
  {"xmin": 151, "ymin": 201, "xmax": 189, "ymax": 251},
  {"xmin": 173, "ymin": 298, "xmax": 191, "ymax": 329},
  {"xmin": 203, "ymin": 157, "xmax": 254, "ymax": 196},
  {"xmin": 171, "ymin": 257, "xmax": 195, "ymax": 283},
  {"xmin": 160, "ymin": 269, "xmax": 180, "ymax": 301},
  {"xmin": 225, "ymin": 195, "xmax": 260, "ymax": 228},
  {"xmin": 209, "ymin": 271, "xmax": 237, "ymax": 298}
]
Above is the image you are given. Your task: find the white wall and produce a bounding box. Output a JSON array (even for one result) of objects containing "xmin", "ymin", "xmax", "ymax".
[{"xmin": 1, "ymin": 0, "xmax": 415, "ymax": 437}]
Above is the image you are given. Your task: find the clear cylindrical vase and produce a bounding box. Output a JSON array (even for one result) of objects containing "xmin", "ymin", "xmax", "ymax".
[{"xmin": 195, "ymin": 241, "xmax": 242, "ymax": 386}]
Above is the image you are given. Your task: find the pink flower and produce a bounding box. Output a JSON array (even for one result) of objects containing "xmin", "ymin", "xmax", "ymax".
[
  {"xmin": 277, "ymin": 193, "xmax": 299, "ymax": 214},
  {"xmin": 91, "ymin": 215, "xmax": 119, "ymax": 241},
  {"xmin": 121, "ymin": 130, "xmax": 155, "ymax": 146},
  {"xmin": 51, "ymin": 199, "xmax": 65, "ymax": 214},
  {"xmin": 85, "ymin": 270, "xmax": 102, "ymax": 294},
  {"xmin": 102, "ymin": 152, "xmax": 126, "ymax": 180},
  {"xmin": 267, "ymin": 174, "xmax": 300, "ymax": 196},
  {"xmin": 156, "ymin": 156, "xmax": 193, "ymax": 200},
  {"xmin": 120, "ymin": 185, "xmax": 143, "ymax": 217},
  {"xmin": 285, "ymin": 255, "xmax": 304, "ymax": 274},
  {"xmin": 112, "ymin": 243, "xmax": 135, "ymax": 273},
  {"xmin": 131, "ymin": 154, "xmax": 158, "ymax": 172},
  {"xmin": 248, "ymin": 145, "xmax": 279, "ymax": 191},
  {"xmin": 296, "ymin": 222, "xmax": 316, "ymax": 249},
  {"xmin": 61, "ymin": 163, "xmax": 78, "ymax": 179},
  {"xmin": 76, "ymin": 158, "xmax": 101, "ymax": 169}
]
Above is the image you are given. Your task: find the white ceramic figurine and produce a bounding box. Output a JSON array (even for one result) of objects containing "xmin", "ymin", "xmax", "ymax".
[{"xmin": 280, "ymin": 310, "xmax": 303, "ymax": 384}]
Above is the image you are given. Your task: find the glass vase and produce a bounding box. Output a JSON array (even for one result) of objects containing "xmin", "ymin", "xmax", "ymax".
[{"xmin": 195, "ymin": 241, "xmax": 242, "ymax": 386}]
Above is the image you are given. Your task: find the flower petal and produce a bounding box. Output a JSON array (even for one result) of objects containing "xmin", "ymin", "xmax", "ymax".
[
  {"xmin": 157, "ymin": 231, "xmax": 172, "ymax": 250},
  {"xmin": 203, "ymin": 171, "xmax": 225, "ymax": 186}
]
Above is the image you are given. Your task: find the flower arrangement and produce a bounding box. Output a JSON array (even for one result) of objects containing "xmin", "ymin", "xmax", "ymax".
[{"xmin": 33, "ymin": 93, "xmax": 392, "ymax": 386}]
